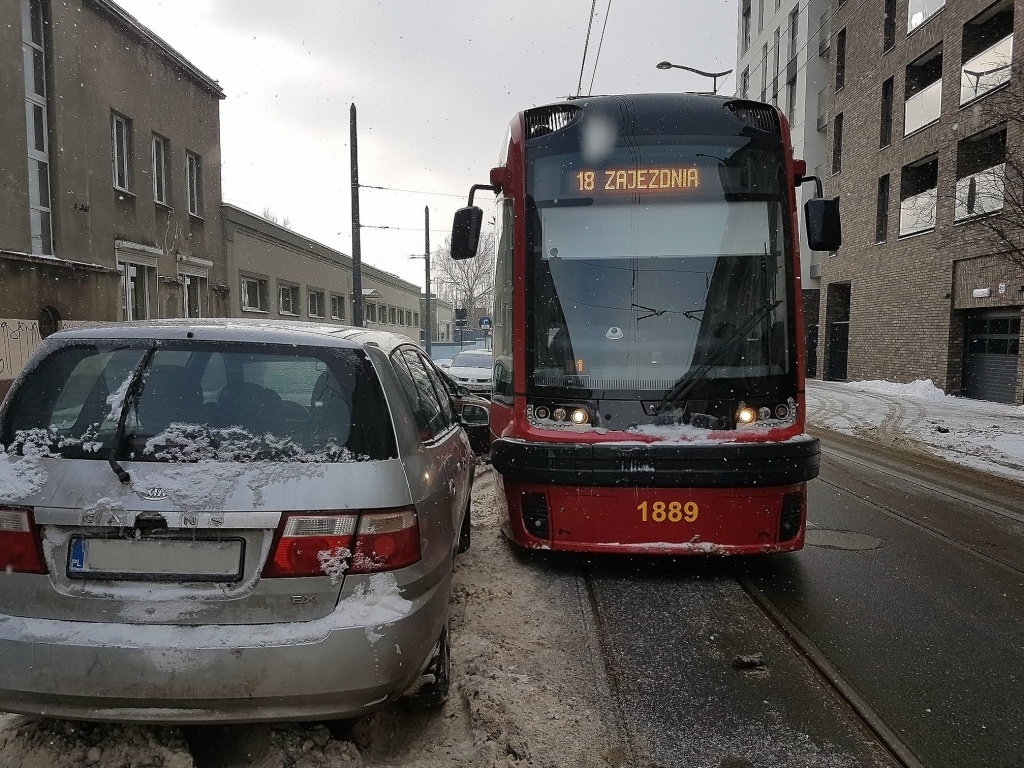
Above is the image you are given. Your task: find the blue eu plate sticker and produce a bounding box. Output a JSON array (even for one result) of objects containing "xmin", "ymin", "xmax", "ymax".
[{"xmin": 69, "ymin": 537, "xmax": 87, "ymax": 572}]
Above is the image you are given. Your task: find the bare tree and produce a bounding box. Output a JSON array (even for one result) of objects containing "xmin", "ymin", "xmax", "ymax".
[
  {"xmin": 261, "ymin": 208, "xmax": 291, "ymax": 229},
  {"xmin": 434, "ymin": 231, "xmax": 495, "ymax": 315}
]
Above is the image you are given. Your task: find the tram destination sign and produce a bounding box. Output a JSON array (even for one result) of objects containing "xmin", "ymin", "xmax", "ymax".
[{"xmin": 573, "ymin": 166, "xmax": 701, "ymax": 195}]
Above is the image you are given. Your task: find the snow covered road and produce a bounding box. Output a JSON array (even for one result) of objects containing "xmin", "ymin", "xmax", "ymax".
[{"xmin": 807, "ymin": 379, "xmax": 1024, "ymax": 484}]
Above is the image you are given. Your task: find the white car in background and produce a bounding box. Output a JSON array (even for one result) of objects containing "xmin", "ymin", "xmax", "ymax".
[{"xmin": 446, "ymin": 350, "xmax": 493, "ymax": 396}]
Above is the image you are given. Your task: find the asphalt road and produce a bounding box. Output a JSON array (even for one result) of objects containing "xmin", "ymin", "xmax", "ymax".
[{"xmin": 575, "ymin": 430, "xmax": 1024, "ymax": 768}]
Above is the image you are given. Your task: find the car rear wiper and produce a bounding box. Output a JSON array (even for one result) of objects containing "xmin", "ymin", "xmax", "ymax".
[
  {"xmin": 108, "ymin": 345, "xmax": 156, "ymax": 484},
  {"xmin": 653, "ymin": 300, "xmax": 782, "ymax": 415}
]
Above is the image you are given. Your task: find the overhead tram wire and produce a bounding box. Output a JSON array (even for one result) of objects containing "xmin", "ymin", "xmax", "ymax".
[
  {"xmin": 576, "ymin": 0, "xmax": 599, "ymax": 97},
  {"xmin": 587, "ymin": 0, "xmax": 614, "ymax": 96},
  {"xmin": 358, "ymin": 183, "xmax": 464, "ymax": 199}
]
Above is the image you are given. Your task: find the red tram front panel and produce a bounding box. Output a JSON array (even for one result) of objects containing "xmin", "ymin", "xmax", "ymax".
[{"xmin": 500, "ymin": 480, "xmax": 807, "ymax": 555}]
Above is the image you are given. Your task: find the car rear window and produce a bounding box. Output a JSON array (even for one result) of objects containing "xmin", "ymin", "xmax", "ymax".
[{"xmin": 2, "ymin": 340, "xmax": 397, "ymax": 462}]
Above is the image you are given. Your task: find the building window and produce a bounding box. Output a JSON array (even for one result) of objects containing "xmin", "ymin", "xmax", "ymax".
[
  {"xmin": 880, "ymin": 77, "xmax": 894, "ymax": 147},
  {"xmin": 406, "ymin": 309, "xmax": 413, "ymax": 326},
  {"xmin": 905, "ymin": 45, "xmax": 943, "ymax": 135},
  {"xmin": 832, "ymin": 113, "xmax": 844, "ymax": 174},
  {"xmin": 22, "ymin": 0, "xmax": 51, "ymax": 255},
  {"xmin": 835, "ymin": 29, "xmax": 847, "ymax": 90},
  {"xmin": 331, "ymin": 294, "xmax": 346, "ymax": 320},
  {"xmin": 241, "ymin": 276, "xmax": 269, "ymax": 312},
  {"xmin": 955, "ymin": 126, "xmax": 1006, "ymax": 221},
  {"xmin": 899, "ymin": 156, "xmax": 938, "ymax": 236},
  {"xmin": 772, "ymin": 27, "xmax": 781, "ymax": 105},
  {"xmin": 186, "ymin": 151, "xmax": 203, "ymax": 216},
  {"xmin": 761, "ymin": 43, "xmax": 769, "ymax": 101},
  {"xmin": 414, "ymin": 311, "xmax": 420, "ymax": 327},
  {"xmin": 153, "ymin": 135, "xmax": 169, "ymax": 205},
  {"xmin": 279, "ymin": 283, "xmax": 300, "ymax": 315},
  {"xmin": 388, "ymin": 306, "xmax": 397, "ymax": 325},
  {"xmin": 741, "ymin": 0, "xmax": 751, "ymax": 53},
  {"xmin": 740, "ymin": 67, "xmax": 749, "ymax": 99},
  {"xmin": 757, "ymin": 0, "xmax": 764, "ymax": 33},
  {"xmin": 788, "ymin": 7, "xmax": 799, "ymax": 60},
  {"xmin": 182, "ymin": 273, "xmax": 206, "ymax": 318},
  {"xmin": 366, "ymin": 302, "xmax": 377, "ymax": 323},
  {"xmin": 875, "ymin": 175, "xmax": 890, "ymax": 243},
  {"xmin": 111, "ymin": 112, "xmax": 132, "ymax": 192},
  {"xmin": 308, "ymin": 289, "xmax": 325, "ymax": 318},
  {"xmin": 883, "ymin": 0, "xmax": 897, "ymax": 51},
  {"xmin": 960, "ymin": 4, "xmax": 1014, "ymax": 106},
  {"xmin": 119, "ymin": 262, "xmax": 154, "ymax": 321},
  {"xmin": 908, "ymin": 0, "xmax": 944, "ymax": 34}
]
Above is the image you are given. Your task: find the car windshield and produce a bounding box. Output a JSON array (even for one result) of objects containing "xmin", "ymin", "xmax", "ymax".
[
  {"xmin": 1, "ymin": 340, "xmax": 397, "ymax": 462},
  {"xmin": 451, "ymin": 352, "xmax": 492, "ymax": 369}
]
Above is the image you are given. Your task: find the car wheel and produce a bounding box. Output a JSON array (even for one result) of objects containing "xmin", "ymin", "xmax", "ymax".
[
  {"xmin": 408, "ymin": 619, "xmax": 451, "ymax": 708},
  {"xmin": 457, "ymin": 492, "xmax": 471, "ymax": 554}
]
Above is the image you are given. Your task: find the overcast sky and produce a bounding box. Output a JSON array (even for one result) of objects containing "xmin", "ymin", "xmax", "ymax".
[{"xmin": 115, "ymin": 0, "xmax": 739, "ymax": 289}]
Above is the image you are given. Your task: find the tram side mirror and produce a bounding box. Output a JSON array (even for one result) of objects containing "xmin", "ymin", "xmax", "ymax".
[
  {"xmin": 805, "ymin": 197, "xmax": 842, "ymax": 252},
  {"xmin": 451, "ymin": 206, "xmax": 483, "ymax": 260}
]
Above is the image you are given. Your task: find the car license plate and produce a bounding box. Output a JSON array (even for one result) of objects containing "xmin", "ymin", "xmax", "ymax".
[{"xmin": 67, "ymin": 536, "xmax": 244, "ymax": 582}]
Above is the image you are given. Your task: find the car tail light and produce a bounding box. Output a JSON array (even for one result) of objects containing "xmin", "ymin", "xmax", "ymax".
[
  {"xmin": 0, "ymin": 506, "xmax": 48, "ymax": 575},
  {"xmin": 262, "ymin": 507, "xmax": 421, "ymax": 579},
  {"xmin": 350, "ymin": 507, "xmax": 421, "ymax": 574}
]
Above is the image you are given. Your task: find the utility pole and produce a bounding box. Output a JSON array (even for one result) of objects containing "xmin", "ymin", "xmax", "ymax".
[
  {"xmin": 423, "ymin": 206, "xmax": 431, "ymax": 356},
  {"xmin": 350, "ymin": 103, "xmax": 364, "ymax": 327}
]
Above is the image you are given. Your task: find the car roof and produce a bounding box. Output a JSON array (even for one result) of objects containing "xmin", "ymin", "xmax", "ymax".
[{"xmin": 47, "ymin": 319, "xmax": 419, "ymax": 355}]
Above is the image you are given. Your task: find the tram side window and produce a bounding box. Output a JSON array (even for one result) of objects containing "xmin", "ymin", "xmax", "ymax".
[{"xmin": 493, "ymin": 197, "xmax": 515, "ymax": 402}]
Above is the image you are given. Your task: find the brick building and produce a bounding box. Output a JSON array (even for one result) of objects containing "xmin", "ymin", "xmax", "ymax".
[{"xmin": 821, "ymin": 0, "xmax": 1023, "ymax": 404}]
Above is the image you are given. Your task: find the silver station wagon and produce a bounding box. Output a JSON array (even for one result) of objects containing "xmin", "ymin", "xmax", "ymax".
[{"xmin": 0, "ymin": 320, "xmax": 474, "ymax": 723}]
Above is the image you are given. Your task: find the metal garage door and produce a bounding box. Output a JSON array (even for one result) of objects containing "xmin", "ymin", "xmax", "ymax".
[{"xmin": 962, "ymin": 311, "xmax": 1021, "ymax": 404}]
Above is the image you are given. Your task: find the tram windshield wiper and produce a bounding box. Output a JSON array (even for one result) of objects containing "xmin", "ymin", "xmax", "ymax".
[{"xmin": 654, "ymin": 300, "xmax": 782, "ymax": 415}]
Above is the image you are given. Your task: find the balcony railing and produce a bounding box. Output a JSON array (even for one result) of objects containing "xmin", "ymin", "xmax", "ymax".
[
  {"xmin": 899, "ymin": 188, "xmax": 937, "ymax": 236},
  {"xmin": 904, "ymin": 79, "xmax": 941, "ymax": 135},
  {"xmin": 817, "ymin": 88, "xmax": 828, "ymax": 131},
  {"xmin": 954, "ymin": 164, "xmax": 1005, "ymax": 221},
  {"xmin": 818, "ymin": 11, "xmax": 831, "ymax": 55},
  {"xmin": 908, "ymin": 0, "xmax": 944, "ymax": 33},
  {"xmin": 961, "ymin": 35, "xmax": 1013, "ymax": 105}
]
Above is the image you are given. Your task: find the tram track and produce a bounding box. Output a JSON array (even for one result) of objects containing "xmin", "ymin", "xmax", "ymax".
[
  {"xmin": 819, "ymin": 446, "xmax": 1024, "ymax": 578},
  {"xmin": 737, "ymin": 574, "xmax": 925, "ymax": 768}
]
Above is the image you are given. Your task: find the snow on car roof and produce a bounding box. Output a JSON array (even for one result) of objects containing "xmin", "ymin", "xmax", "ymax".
[{"xmin": 48, "ymin": 318, "xmax": 419, "ymax": 354}]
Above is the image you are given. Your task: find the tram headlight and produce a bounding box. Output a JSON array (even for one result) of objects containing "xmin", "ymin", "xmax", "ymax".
[
  {"xmin": 535, "ymin": 406, "xmax": 550, "ymax": 420},
  {"xmin": 775, "ymin": 403, "xmax": 791, "ymax": 420},
  {"xmin": 570, "ymin": 408, "xmax": 589, "ymax": 425},
  {"xmin": 552, "ymin": 407, "xmax": 567, "ymax": 421},
  {"xmin": 736, "ymin": 405, "xmax": 758, "ymax": 425}
]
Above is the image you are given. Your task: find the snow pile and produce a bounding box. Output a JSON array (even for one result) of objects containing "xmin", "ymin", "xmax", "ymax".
[
  {"xmin": 807, "ymin": 379, "xmax": 1024, "ymax": 483},
  {"xmin": 0, "ymin": 717, "xmax": 192, "ymax": 768},
  {"xmin": 0, "ymin": 453, "xmax": 47, "ymax": 502},
  {"xmin": 842, "ymin": 378, "xmax": 950, "ymax": 401}
]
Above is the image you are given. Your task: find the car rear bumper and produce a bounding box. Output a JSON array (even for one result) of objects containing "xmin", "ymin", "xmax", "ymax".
[{"xmin": 0, "ymin": 575, "xmax": 449, "ymax": 724}]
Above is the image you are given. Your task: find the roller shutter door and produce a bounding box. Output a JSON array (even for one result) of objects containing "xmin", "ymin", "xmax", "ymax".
[{"xmin": 962, "ymin": 312, "xmax": 1021, "ymax": 404}]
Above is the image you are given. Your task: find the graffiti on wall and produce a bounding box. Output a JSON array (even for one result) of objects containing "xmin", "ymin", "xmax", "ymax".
[{"xmin": 0, "ymin": 320, "xmax": 43, "ymax": 383}]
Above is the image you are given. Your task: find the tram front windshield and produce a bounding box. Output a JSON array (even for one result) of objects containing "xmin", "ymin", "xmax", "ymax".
[{"xmin": 526, "ymin": 135, "xmax": 794, "ymax": 398}]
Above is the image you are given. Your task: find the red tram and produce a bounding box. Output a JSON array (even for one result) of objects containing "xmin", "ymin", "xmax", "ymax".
[{"xmin": 451, "ymin": 94, "xmax": 841, "ymax": 554}]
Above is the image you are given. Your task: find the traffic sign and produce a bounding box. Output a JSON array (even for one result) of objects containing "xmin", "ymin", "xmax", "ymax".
[{"xmin": 479, "ymin": 316, "xmax": 492, "ymax": 328}]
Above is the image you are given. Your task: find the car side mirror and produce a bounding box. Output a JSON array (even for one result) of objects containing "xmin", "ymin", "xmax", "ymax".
[
  {"xmin": 460, "ymin": 404, "xmax": 489, "ymax": 426},
  {"xmin": 451, "ymin": 207, "xmax": 483, "ymax": 260},
  {"xmin": 805, "ymin": 197, "xmax": 842, "ymax": 252}
]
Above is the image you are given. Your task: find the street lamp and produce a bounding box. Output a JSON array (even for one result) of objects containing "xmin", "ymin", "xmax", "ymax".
[
  {"xmin": 409, "ymin": 252, "xmax": 431, "ymax": 356},
  {"xmin": 656, "ymin": 61, "xmax": 733, "ymax": 95}
]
